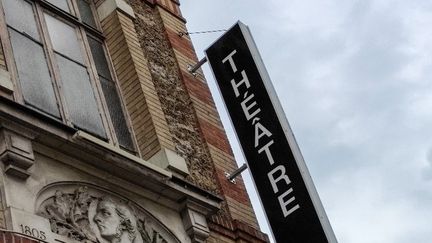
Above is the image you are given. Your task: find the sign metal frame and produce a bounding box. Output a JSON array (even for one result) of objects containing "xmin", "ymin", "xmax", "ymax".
[{"xmin": 204, "ymin": 21, "xmax": 337, "ymax": 243}]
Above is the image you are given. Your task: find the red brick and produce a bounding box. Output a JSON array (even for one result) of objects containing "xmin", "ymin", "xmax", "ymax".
[
  {"xmin": 208, "ymin": 220, "xmax": 269, "ymax": 243},
  {"xmin": 165, "ymin": 28, "xmax": 197, "ymax": 61},
  {"xmin": 156, "ymin": 1, "xmax": 185, "ymax": 21},
  {"xmin": 215, "ymin": 167, "xmax": 250, "ymax": 205},
  {"xmin": 198, "ymin": 118, "xmax": 232, "ymax": 154},
  {"xmin": 0, "ymin": 232, "xmax": 40, "ymax": 243},
  {"xmin": 3, "ymin": 232, "xmax": 13, "ymax": 243},
  {"xmin": 181, "ymin": 71, "xmax": 214, "ymax": 105}
]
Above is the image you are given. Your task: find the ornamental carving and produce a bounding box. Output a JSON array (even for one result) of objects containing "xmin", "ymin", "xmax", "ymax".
[{"xmin": 37, "ymin": 185, "xmax": 179, "ymax": 243}]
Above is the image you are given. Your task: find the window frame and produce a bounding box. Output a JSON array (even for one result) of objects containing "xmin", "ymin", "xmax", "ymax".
[{"xmin": 0, "ymin": 0, "xmax": 139, "ymax": 153}]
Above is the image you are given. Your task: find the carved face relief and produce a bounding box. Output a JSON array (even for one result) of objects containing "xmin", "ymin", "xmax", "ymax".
[
  {"xmin": 94, "ymin": 199, "xmax": 122, "ymax": 241},
  {"xmin": 37, "ymin": 185, "xmax": 179, "ymax": 243}
]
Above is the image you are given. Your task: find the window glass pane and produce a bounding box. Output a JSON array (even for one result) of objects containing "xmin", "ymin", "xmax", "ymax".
[
  {"xmin": 87, "ymin": 36, "xmax": 111, "ymax": 79},
  {"xmin": 45, "ymin": 0, "xmax": 70, "ymax": 13},
  {"xmin": 100, "ymin": 77, "xmax": 133, "ymax": 150},
  {"xmin": 77, "ymin": 0, "xmax": 96, "ymax": 28},
  {"xmin": 44, "ymin": 13, "xmax": 83, "ymax": 62},
  {"xmin": 9, "ymin": 29, "xmax": 60, "ymax": 117},
  {"xmin": 56, "ymin": 54, "xmax": 106, "ymax": 137},
  {"xmin": 3, "ymin": 0, "xmax": 39, "ymax": 40}
]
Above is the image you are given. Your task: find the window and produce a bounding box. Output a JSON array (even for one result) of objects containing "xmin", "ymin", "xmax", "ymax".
[{"xmin": 2, "ymin": 0, "xmax": 135, "ymax": 151}]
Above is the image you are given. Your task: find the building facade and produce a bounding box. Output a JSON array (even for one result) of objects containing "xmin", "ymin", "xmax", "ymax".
[{"xmin": 0, "ymin": 0, "xmax": 269, "ymax": 242}]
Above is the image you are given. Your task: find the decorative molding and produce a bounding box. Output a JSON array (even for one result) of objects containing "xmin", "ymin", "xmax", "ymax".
[
  {"xmin": 180, "ymin": 199, "xmax": 211, "ymax": 243},
  {"xmin": 0, "ymin": 127, "xmax": 35, "ymax": 179}
]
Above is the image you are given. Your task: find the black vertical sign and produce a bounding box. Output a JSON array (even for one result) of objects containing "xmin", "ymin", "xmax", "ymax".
[{"xmin": 205, "ymin": 22, "xmax": 335, "ymax": 243}]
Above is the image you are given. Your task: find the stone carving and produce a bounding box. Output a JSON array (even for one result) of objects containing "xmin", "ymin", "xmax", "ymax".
[
  {"xmin": 44, "ymin": 187, "xmax": 96, "ymax": 242},
  {"xmin": 94, "ymin": 197, "xmax": 167, "ymax": 243},
  {"xmin": 39, "ymin": 186, "xmax": 176, "ymax": 243}
]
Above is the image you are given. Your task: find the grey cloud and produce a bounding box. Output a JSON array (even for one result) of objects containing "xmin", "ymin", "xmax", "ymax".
[
  {"xmin": 421, "ymin": 147, "xmax": 432, "ymax": 180},
  {"xmin": 182, "ymin": 1, "xmax": 432, "ymax": 242}
]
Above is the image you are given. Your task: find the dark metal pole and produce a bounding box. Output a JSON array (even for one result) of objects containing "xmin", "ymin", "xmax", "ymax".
[
  {"xmin": 226, "ymin": 163, "xmax": 248, "ymax": 183},
  {"xmin": 187, "ymin": 57, "xmax": 207, "ymax": 76}
]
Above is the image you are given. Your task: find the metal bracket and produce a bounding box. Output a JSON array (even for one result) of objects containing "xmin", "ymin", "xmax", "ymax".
[
  {"xmin": 178, "ymin": 31, "xmax": 188, "ymax": 37},
  {"xmin": 225, "ymin": 163, "xmax": 248, "ymax": 184},
  {"xmin": 187, "ymin": 57, "xmax": 207, "ymax": 77}
]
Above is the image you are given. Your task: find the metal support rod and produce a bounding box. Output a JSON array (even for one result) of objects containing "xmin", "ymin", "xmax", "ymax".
[
  {"xmin": 226, "ymin": 163, "xmax": 248, "ymax": 183},
  {"xmin": 187, "ymin": 57, "xmax": 207, "ymax": 75}
]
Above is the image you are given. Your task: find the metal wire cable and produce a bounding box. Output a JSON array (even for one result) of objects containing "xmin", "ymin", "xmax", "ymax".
[{"xmin": 178, "ymin": 29, "xmax": 227, "ymax": 37}]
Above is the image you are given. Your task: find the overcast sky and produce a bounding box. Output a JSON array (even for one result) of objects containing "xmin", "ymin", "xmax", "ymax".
[{"xmin": 181, "ymin": 1, "xmax": 432, "ymax": 242}]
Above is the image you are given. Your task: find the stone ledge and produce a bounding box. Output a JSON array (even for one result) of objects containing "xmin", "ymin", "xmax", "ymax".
[{"xmin": 73, "ymin": 131, "xmax": 171, "ymax": 178}]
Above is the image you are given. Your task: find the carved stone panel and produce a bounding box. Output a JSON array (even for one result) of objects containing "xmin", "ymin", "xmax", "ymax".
[{"xmin": 36, "ymin": 184, "xmax": 181, "ymax": 243}]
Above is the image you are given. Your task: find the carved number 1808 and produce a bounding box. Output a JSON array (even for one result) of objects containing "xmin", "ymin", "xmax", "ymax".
[{"xmin": 19, "ymin": 224, "xmax": 46, "ymax": 241}]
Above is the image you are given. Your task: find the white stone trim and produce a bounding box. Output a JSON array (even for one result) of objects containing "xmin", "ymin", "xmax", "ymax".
[
  {"xmin": 97, "ymin": 0, "xmax": 135, "ymax": 21},
  {"xmin": 149, "ymin": 148, "xmax": 190, "ymax": 176}
]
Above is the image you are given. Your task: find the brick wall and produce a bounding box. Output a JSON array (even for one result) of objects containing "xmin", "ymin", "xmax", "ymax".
[
  {"xmin": 155, "ymin": 0, "xmax": 183, "ymax": 21},
  {"xmin": 99, "ymin": 0, "xmax": 269, "ymax": 241},
  {"xmin": 155, "ymin": 0, "xmax": 262, "ymax": 227},
  {"xmin": 151, "ymin": 1, "xmax": 268, "ymax": 241},
  {"xmin": 0, "ymin": 232, "xmax": 39, "ymax": 243}
]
